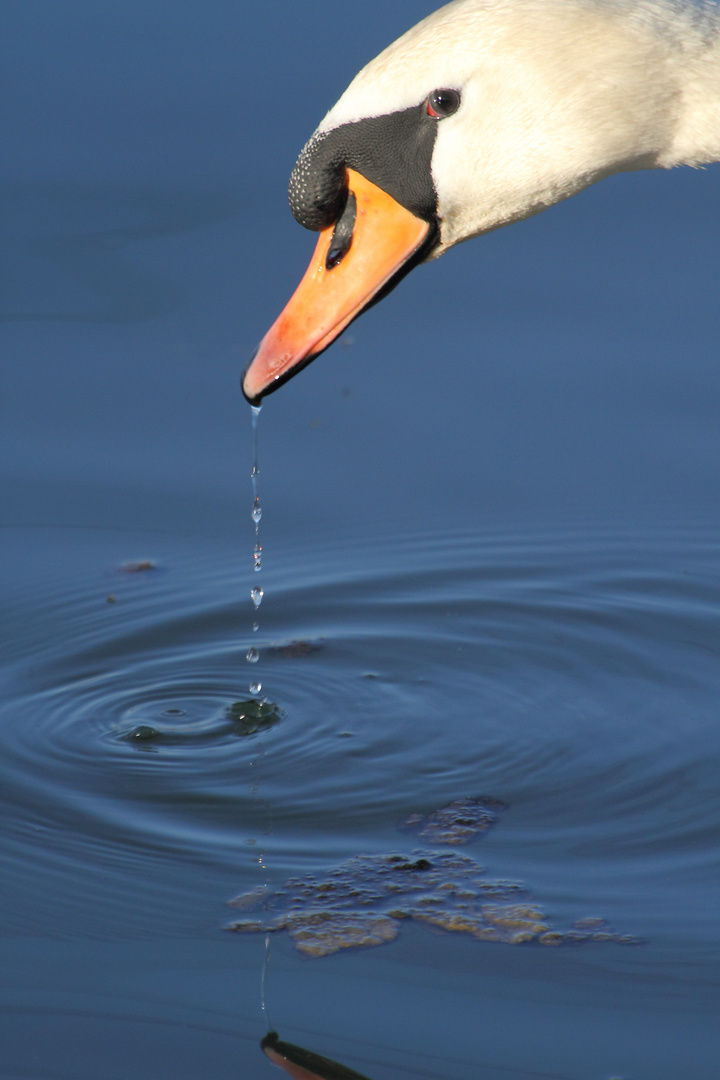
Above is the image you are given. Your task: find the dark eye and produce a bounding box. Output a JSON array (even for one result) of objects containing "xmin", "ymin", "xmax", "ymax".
[{"xmin": 426, "ymin": 88, "xmax": 461, "ymax": 119}]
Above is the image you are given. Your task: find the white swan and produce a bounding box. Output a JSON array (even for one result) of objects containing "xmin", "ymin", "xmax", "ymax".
[{"xmin": 242, "ymin": 0, "xmax": 720, "ymax": 403}]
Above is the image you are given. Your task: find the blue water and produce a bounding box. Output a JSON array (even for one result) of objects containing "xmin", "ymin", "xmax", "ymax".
[{"xmin": 2, "ymin": 3, "xmax": 720, "ymax": 1078}]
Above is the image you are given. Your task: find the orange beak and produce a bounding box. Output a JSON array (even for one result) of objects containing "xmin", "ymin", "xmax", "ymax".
[{"xmin": 242, "ymin": 168, "xmax": 430, "ymax": 403}]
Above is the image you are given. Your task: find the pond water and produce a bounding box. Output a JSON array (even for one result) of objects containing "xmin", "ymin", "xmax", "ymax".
[{"xmin": 2, "ymin": 3, "xmax": 720, "ymax": 1079}]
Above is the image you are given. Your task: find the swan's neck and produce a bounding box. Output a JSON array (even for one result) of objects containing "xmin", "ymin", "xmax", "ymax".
[
  {"xmin": 661, "ymin": 3, "xmax": 720, "ymax": 168},
  {"xmin": 427, "ymin": 0, "xmax": 720, "ymax": 248}
]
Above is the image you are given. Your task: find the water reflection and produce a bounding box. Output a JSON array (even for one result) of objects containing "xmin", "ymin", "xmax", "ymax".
[{"xmin": 262, "ymin": 1031, "xmax": 372, "ymax": 1080}]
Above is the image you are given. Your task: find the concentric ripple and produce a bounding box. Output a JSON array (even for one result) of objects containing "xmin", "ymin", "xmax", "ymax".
[{"xmin": 2, "ymin": 522, "xmax": 720, "ymax": 941}]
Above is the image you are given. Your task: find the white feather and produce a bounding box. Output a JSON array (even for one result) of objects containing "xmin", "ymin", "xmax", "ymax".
[{"xmin": 317, "ymin": 0, "xmax": 720, "ymax": 252}]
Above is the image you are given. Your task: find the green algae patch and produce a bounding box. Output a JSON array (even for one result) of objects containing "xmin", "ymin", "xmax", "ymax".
[
  {"xmin": 120, "ymin": 697, "xmax": 284, "ymax": 750},
  {"xmin": 225, "ymin": 698, "xmax": 284, "ymax": 736}
]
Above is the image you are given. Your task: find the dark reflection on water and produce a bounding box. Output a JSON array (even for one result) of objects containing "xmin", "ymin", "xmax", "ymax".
[{"xmin": 262, "ymin": 1030, "xmax": 373, "ymax": 1080}]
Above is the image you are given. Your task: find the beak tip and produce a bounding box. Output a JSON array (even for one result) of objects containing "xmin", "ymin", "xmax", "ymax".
[
  {"xmin": 241, "ymin": 375, "xmax": 262, "ymax": 407},
  {"xmin": 241, "ymin": 346, "xmax": 264, "ymax": 406}
]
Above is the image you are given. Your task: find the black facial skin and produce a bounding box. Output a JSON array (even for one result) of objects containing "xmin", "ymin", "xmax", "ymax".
[{"xmin": 288, "ymin": 101, "xmax": 441, "ymax": 232}]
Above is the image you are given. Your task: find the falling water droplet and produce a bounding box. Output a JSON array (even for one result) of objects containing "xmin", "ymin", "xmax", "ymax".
[
  {"xmin": 253, "ymin": 621, "xmax": 259, "ymax": 632},
  {"xmin": 248, "ymin": 405, "xmax": 266, "ymax": 703}
]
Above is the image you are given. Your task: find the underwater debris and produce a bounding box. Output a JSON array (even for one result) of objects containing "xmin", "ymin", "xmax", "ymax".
[
  {"xmin": 399, "ymin": 796, "xmax": 507, "ymax": 845},
  {"xmin": 267, "ymin": 639, "xmax": 325, "ymax": 658},
  {"xmin": 227, "ymin": 850, "xmax": 640, "ymax": 957}
]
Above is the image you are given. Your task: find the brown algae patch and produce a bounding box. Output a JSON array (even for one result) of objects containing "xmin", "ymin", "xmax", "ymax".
[
  {"xmin": 399, "ymin": 796, "xmax": 507, "ymax": 845},
  {"xmin": 281, "ymin": 912, "xmax": 400, "ymax": 957},
  {"xmin": 227, "ymin": 850, "xmax": 640, "ymax": 957}
]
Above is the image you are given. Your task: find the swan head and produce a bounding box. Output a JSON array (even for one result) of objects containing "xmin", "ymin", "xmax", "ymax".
[{"xmin": 242, "ymin": 0, "xmax": 680, "ymax": 403}]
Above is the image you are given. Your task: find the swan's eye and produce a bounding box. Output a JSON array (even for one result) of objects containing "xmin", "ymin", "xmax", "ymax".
[{"xmin": 426, "ymin": 88, "xmax": 461, "ymax": 119}]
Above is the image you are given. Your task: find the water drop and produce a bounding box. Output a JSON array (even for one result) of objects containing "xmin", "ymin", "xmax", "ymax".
[
  {"xmin": 252, "ymin": 498, "xmax": 262, "ymax": 525},
  {"xmin": 251, "ymin": 586, "xmax": 264, "ymax": 609},
  {"xmin": 246, "ymin": 647, "xmax": 260, "ymax": 663},
  {"xmin": 253, "ymin": 543, "xmax": 262, "ymax": 572},
  {"xmin": 124, "ymin": 724, "xmax": 160, "ymax": 742},
  {"xmin": 250, "ymin": 682, "xmax": 262, "ymax": 696},
  {"xmin": 253, "ymin": 621, "xmax": 259, "ymax": 632}
]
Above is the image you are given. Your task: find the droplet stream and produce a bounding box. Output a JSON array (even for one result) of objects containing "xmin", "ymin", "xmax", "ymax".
[
  {"xmin": 249, "ymin": 405, "xmax": 263, "ymax": 695},
  {"xmin": 246, "ymin": 402, "xmax": 273, "ymax": 1024}
]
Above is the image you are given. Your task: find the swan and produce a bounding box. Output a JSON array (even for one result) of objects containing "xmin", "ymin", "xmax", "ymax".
[{"xmin": 242, "ymin": 0, "xmax": 720, "ymax": 403}]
